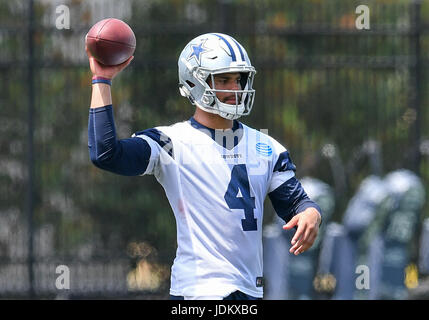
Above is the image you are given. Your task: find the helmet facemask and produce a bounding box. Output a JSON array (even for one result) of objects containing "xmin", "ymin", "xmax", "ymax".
[{"xmin": 195, "ymin": 67, "xmax": 256, "ymax": 120}]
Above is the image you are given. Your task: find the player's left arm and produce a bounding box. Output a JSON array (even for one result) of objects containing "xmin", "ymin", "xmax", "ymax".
[
  {"xmin": 283, "ymin": 203, "xmax": 321, "ymax": 256},
  {"xmin": 268, "ymin": 177, "xmax": 322, "ymax": 255},
  {"xmin": 265, "ymin": 142, "xmax": 322, "ymax": 255}
]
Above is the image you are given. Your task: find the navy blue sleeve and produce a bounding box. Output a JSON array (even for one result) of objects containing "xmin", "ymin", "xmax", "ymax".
[
  {"xmin": 268, "ymin": 177, "xmax": 322, "ymax": 224},
  {"xmin": 88, "ymin": 105, "xmax": 151, "ymax": 176}
]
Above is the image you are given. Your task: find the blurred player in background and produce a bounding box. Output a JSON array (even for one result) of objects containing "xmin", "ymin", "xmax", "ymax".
[{"xmin": 86, "ymin": 33, "xmax": 322, "ymax": 300}]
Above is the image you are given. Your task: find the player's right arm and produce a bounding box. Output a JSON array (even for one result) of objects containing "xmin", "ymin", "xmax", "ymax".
[
  {"xmin": 87, "ymin": 47, "xmax": 152, "ymax": 176},
  {"xmin": 87, "ymin": 45, "xmax": 132, "ymax": 109}
]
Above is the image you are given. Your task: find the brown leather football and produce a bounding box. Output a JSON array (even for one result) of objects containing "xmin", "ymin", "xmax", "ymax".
[{"xmin": 85, "ymin": 18, "xmax": 136, "ymax": 66}]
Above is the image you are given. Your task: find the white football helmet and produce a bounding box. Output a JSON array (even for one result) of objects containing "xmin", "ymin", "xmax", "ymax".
[{"xmin": 178, "ymin": 33, "xmax": 256, "ymax": 120}]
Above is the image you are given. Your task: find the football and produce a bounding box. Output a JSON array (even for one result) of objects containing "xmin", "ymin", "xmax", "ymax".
[{"xmin": 85, "ymin": 18, "xmax": 136, "ymax": 66}]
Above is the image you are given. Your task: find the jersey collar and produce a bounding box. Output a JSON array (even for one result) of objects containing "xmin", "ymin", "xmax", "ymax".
[{"xmin": 188, "ymin": 117, "xmax": 243, "ymax": 149}]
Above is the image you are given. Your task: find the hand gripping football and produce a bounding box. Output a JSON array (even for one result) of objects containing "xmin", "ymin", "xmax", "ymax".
[{"xmin": 85, "ymin": 18, "xmax": 136, "ymax": 66}]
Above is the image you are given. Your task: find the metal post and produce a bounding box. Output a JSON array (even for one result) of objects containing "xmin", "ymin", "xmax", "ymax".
[
  {"xmin": 411, "ymin": 0, "xmax": 421, "ymax": 173},
  {"xmin": 26, "ymin": 0, "xmax": 35, "ymax": 298},
  {"xmin": 410, "ymin": 0, "xmax": 423, "ymax": 275},
  {"xmin": 218, "ymin": 0, "xmax": 232, "ymax": 34}
]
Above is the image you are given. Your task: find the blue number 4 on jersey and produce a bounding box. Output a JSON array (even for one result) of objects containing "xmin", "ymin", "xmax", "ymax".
[{"xmin": 224, "ymin": 164, "xmax": 257, "ymax": 231}]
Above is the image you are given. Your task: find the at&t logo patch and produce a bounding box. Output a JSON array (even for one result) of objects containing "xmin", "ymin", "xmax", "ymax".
[{"xmin": 256, "ymin": 142, "xmax": 272, "ymax": 157}]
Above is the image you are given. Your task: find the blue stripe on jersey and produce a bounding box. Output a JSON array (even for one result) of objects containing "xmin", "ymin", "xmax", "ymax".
[
  {"xmin": 273, "ymin": 151, "xmax": 296, "ymax": 173},
  {"xmin": 268, "ymin": 177, "xmax": 322, "ymax": 223},
  {"xmin": 88, "ymin": 105, "xmax": 151, "ymax": 176},
  {"xmin": 212, "ymin": 33, "xmax": 236, "ymax": 61},
  {"xmin": 134, "ymin": 128, "xmax": 174, "ymax": 158}
]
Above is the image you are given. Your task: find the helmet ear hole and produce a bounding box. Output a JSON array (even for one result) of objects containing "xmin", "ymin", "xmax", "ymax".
[
  {"xmin": 186, "ymin": 80, "xmax": 195, "ymax": 88},
  {"xmin": 205, "ymin": 75, "xmax": 213, "ymax": 88},
  {"xmin": 240, "ymin": 72, "xmax": 249, "ymax": 89}
]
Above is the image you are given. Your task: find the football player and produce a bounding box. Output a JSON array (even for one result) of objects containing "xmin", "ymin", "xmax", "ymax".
[{"xmin": 87, "ymin": 33, "xmax": 322, "ymax": 300}]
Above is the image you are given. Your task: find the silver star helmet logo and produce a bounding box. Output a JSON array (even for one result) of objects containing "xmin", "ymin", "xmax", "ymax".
[{"xmin": 187, "ymin": 38, "xmax": 211, "ymax": 65}]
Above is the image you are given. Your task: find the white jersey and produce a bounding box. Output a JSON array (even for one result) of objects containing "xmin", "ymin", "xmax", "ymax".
[{"xmin": 133, "ymin": 119, "xmax": 295, "ymax": 298}]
